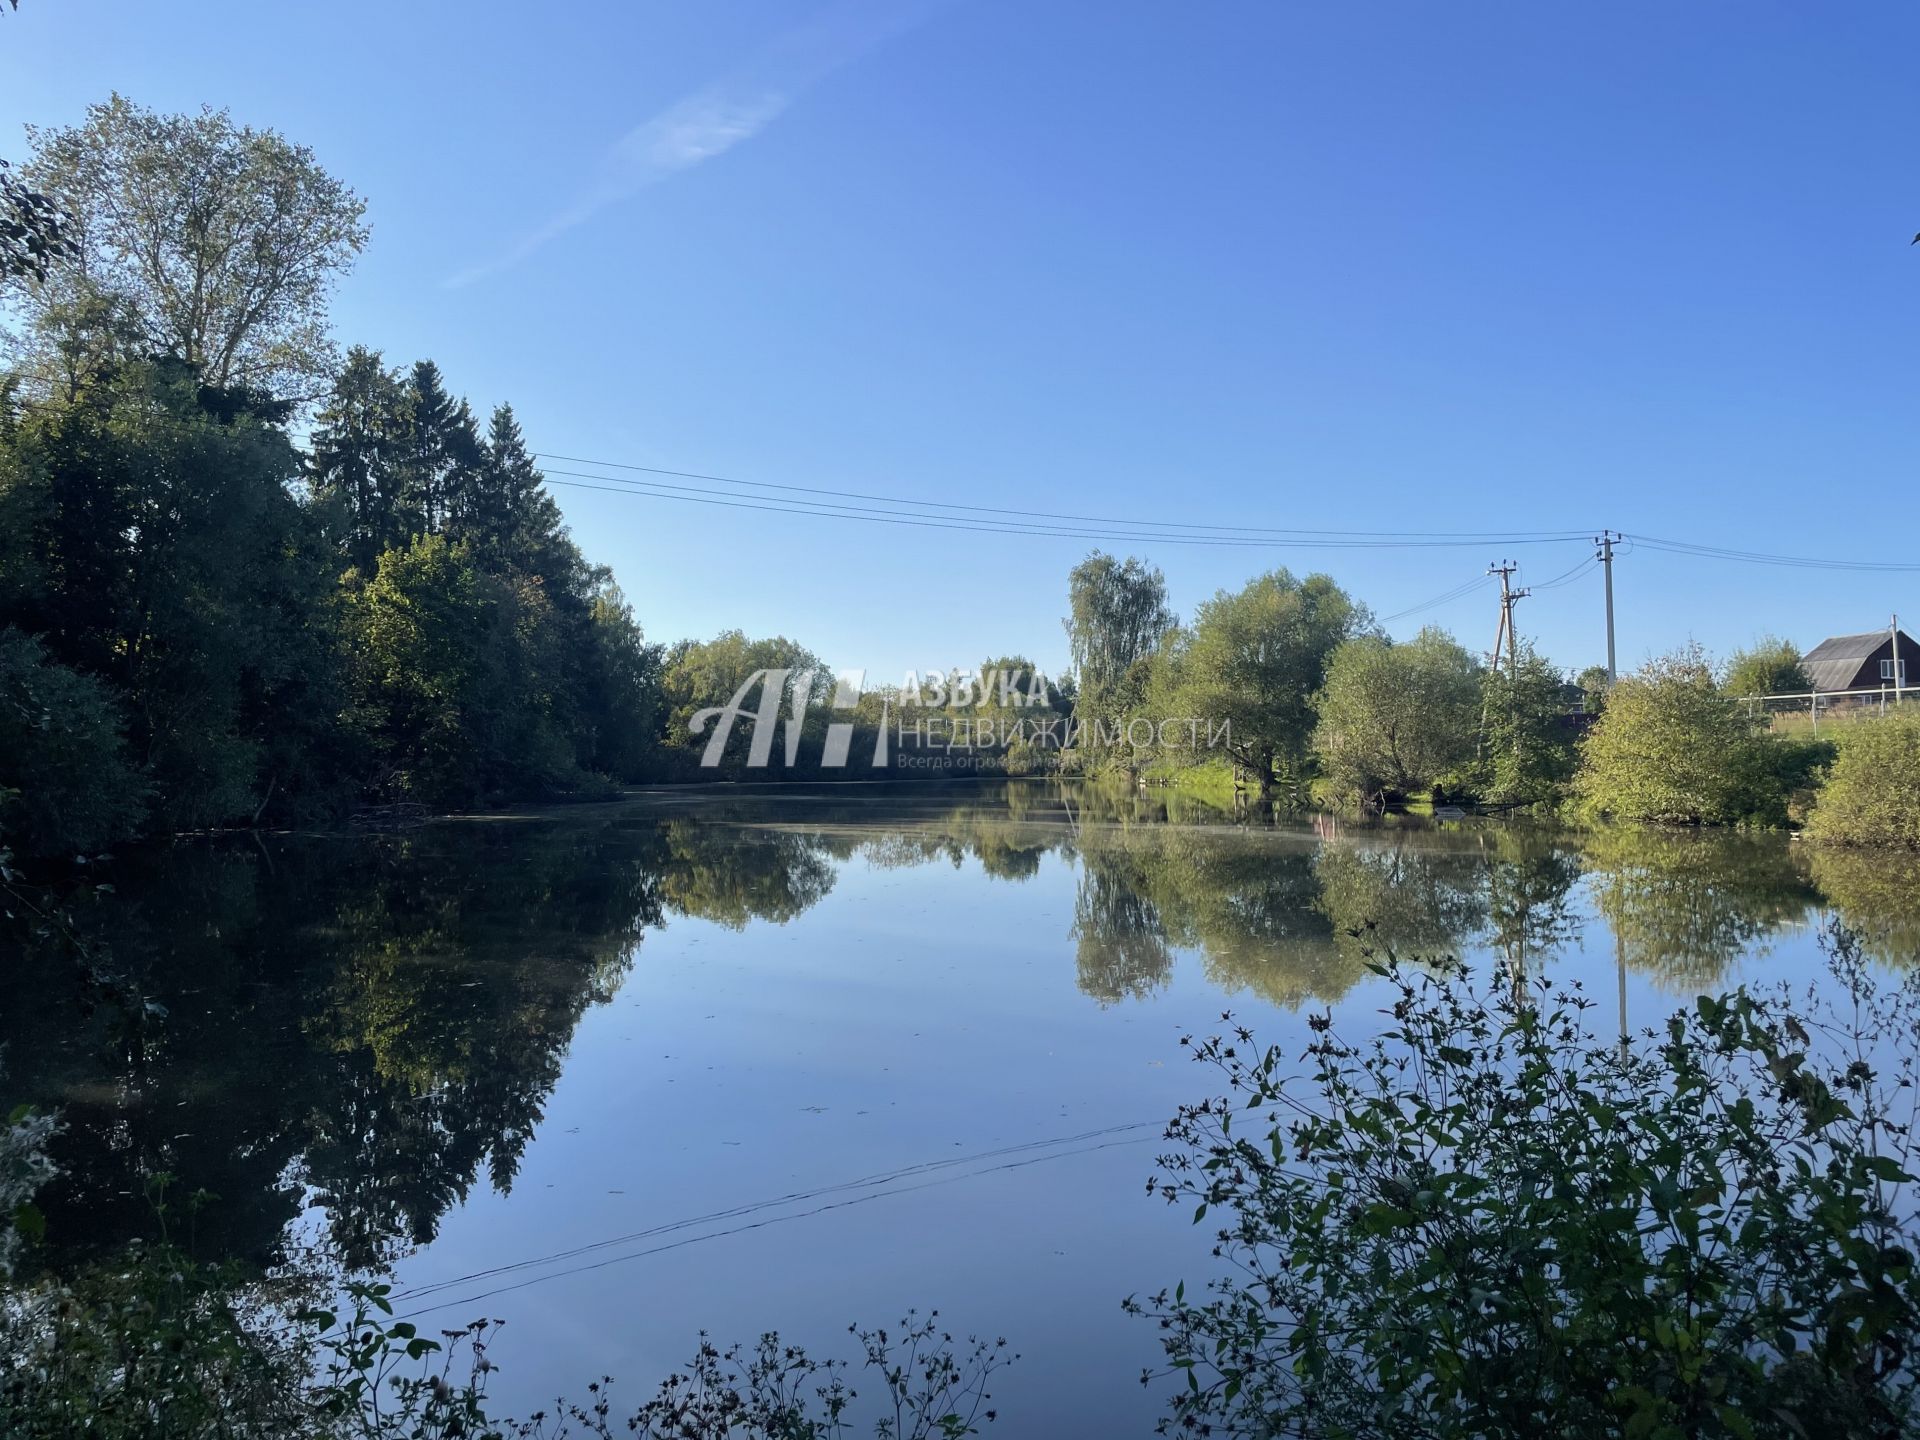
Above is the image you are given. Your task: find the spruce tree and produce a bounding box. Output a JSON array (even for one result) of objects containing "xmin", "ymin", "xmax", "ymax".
[{"xmin": 307, "ymin": 348, "xmax": 413, "ymax": 572}]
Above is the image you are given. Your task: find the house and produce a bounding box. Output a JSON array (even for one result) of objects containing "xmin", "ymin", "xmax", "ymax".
[{"xmin": 1802, "ymin": 629, "xmax": 1918, "ymax": 694}]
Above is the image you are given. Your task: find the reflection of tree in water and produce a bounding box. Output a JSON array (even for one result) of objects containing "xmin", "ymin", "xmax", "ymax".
[
  {"xmin": 848, "ymin": 800, "xmax": 1062, "ymax": 882},
  {"xmin": 1583, "ymin": 827, "xmax": 1816, "ymax": 990},
  {"xmin": 654, "ymin": 820, "xmax": 837, "ymax": 928},
  {"xmin": 7, "ymin": 791, "xmax": 1875, "ymax": 1304},
  {"xmin": 1064, "ymin": 827, "xmax": 1487, "ymax": 1009},
  {"xmin": 1313, "ymin": 840, "xmax": 1488, "ymax": 968},
  {"xmin": 1473, "ymin": 828, "xmax": 1585, "ymax": 985},
  {"xmin": 1808, "ymin": 847, "xmax": 1920, "ymax": 967},
  {"xmin": 1173, "ymin": 845, "xmax": 1346, "ymax": 1008},
  {"xmin": 2, "ymin": 819, "xmax": 677, "ymax": 1276},
  {"xmin": 1071, "ymin": 846, "xmax": 1174, "ymax": 1004}
]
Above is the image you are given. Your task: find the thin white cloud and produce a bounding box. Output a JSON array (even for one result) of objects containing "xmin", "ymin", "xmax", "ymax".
[{"xmin": 448, "ymin": 0, "xmax": 940, "ymax": 288}]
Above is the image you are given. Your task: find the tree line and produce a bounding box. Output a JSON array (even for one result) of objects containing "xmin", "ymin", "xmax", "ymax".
[
  {"xmin": 5, "ymin": 96, "xmax": 1914, "ymax": 857},
  {"xmin": 0, "ymin": 98, "xmax": 683, "ymax": 855},
  {"xmin": 1061, "ymin": 548, "xmax": 1920, "ymax": 847}
]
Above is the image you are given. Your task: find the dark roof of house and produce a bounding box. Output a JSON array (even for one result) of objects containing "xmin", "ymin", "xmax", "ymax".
[
  {"xmin": 1805, "ymin": 632, "xmax": 1892, "ymax": 664},
  {"xmin": 1803, "ymin": 630, "xmax": 1915, "ymax": 693}
]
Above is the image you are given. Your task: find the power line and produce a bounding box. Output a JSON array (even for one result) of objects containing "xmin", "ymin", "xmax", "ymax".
[
  {"xmin": 535, "ymin": 451, "xmax": 1595, "ymax": 544},
  {"xmin": 1526, "ymin": 557, "xmax": 1599, "ymax": 592},
  {"xmin": 542, "ymin": 469, "xmax": 1596, "ymax": 551},
  {"xmin": 1624, "ymin": 532, "xmax": 1920, "ymax": 573},
  {"xmin": 13, "ymin": 388, "xmax": 1920, "ymax": 570},
  {"xmin": 1377, "ymin": 575, "xmax": 1491, "ymax": 624}
]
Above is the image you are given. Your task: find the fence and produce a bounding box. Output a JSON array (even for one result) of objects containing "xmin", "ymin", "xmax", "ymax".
[{"xmin": 1736, "ymin": 687, "xmax": 1915, "ymax": 732}]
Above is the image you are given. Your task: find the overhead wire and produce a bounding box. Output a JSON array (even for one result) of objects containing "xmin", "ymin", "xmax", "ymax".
[
  {"xmin": 534, "ymin": 451, "xmax": 1594, "ymax": 543},
  {"xmin": 1525, "ymin": 557, "xmax": 1600, "ymax": 592},
  {"xmin": 1377, "ymin": 575, "xmax": 1491, "ymax": 625},
  {"xmin": 11, "ymin": 389, "xmax": 1918, "ymax": 570},
  {"xmin": 1623, "ymin": 532, "xmax": 1920, "ymax": 573},
  {"xmin": 541, "ymin": 471, "xmax": 1597, "ymax": 550}
]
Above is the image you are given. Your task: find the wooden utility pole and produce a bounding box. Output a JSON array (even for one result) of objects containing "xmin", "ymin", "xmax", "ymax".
[
  {"xmin": 1595, "ymin": 531, "xmax": 1619, "ymax": 684},
  {"xmin": 1487, "ymin": 561, "xmax": 1528, "ymax": 675}
]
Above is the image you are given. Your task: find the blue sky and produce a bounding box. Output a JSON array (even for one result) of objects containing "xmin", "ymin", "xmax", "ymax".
[{"xmin": 5, "ymin": 0, "xmax": 1917, "ymax": 683}]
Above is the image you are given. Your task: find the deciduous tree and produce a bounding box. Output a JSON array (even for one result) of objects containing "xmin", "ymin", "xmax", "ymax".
[
  {"xmin": 1156, "ymin": 569, "xmax": 1368, "ymax": 795},
  {"xmin": 14, "ymin": 95, "xmax": 368, "ymax": 398},
  {"xmin": 1312, "ymin": 627, "xmax": 1482, "ymax": 804}
]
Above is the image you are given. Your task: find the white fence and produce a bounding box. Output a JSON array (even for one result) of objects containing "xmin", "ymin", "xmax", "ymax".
[{"xmin": 1736, "ymin": 688, "xmax": 1915, "ymax": 731}]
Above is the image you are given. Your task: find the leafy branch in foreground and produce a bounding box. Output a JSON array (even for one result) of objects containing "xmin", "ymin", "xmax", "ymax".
[
  {"xmin": 1130, "ymin": 924, "xmax": 1920, "ymax": 1440},
  {"xmin": 304, "ymin": 1286, "xmax": 1013, "ymax": 1440}
]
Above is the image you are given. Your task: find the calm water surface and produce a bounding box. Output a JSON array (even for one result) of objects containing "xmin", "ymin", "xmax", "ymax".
[{"xmin": 6, "ymin": 781, "xmax": 1919, "ymax": 1435}]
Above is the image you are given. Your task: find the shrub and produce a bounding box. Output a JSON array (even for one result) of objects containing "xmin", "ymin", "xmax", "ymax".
[
  {"xmin": 1131, "ymin": 927, "xmax": 1920, "ymax": 1440},
  {"xmin": 1312, "ymin": 628, "xmax": 1482, "ymax": 805},
  {"xmin": 1805, "ymin": 708, "xmax": 1920, "ymax": 849},
  {"xmin": 2, "ymin": 1248, "xmax": 1015, "ymax": 1440},
  {"xmin": 0, "ymin": 627, "xmax": 146, "ymax": 855},
  {"xmin": 1573, "ymin": 646, "xmax": 1787, "ymax": 825}
]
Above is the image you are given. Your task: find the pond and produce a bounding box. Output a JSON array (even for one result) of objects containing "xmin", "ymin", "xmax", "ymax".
[{"xmin": 5, "ymin": 780, "xmax": 1918, "ymax": 1435}]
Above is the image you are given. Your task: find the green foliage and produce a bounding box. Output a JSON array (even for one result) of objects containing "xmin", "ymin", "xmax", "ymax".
[
  {"xmin": 1064, "ymin": 552, "xmax": 1174, "ymax": 775},
  {"xmin": 0, "ymin": 1225, "xmax": 315, "ymax": 1437},
  {"xmin": 1575, "ymin": 664, "xmax": 1612, "ymax": 714},
  {"xmin": 0, "ymin": 343, "xmax": 662, "ymax": 836},
  {"xmin": 1133, "ymin": 928, "xmax": 1920, "ymax": 1439},
  {"xmin": 1478, "ymin": 644, "xmax": 1581, "ymax": 807},
  {"xmin": 1154, "ymin": 569, "xmax": 1368, "ymax": 794},
  {"xmin": 0, "ymin": 359, "xmax": 343, "ymax": 830},
  {"xmin": 1574, "ymin": 646, "xmax": 1789, "ymax": 825},
  {"xmin": 0, "ymin": 1077, "xmax": 59, "ymax": 1280},
  {"xmin": 13, "ymin": 94, "xmax": 368, "ymax": 397},
  {"xmin": 4, "ymin": 1248, "xmax": 1013, "ymax": 1440},
  {"xmin": 1724, "ymin": 635, "xmax": 1812, "ymax": 699},
  {"xmin": 1064, "ymin": 551, "xmax": 1174, "ymax": 694},
  {"xmin": 312, "ymin": 1298, "xmax": 1015, "ymax": 1440},
  {"xmin": 341, "ymin": 534, "xmax": 632, "ymax": 806},
  {"xmin": 660, "ymin": 630, "xmax": 831, "ymax": 773},
  {"xmin": 0, "ymin": 155, "xmax": 74, "ymax": 283},
  {"xmin": 1312, "ymin": 627, "xmax": 1481, "ymax": 804},
  {"xmin": 0, "ymin": 626, "xmax": 145, "ymax": 854},
  {"xmin": 343, "ymin": 534, "xmax": 515, "ymax": 805},
  {"xmin": 1805, "ymin": 708, "xmax": 1920, "ymax": 848},
  {"xmin": 307, "ymin": 346, "xmax": 417, "ymax": 572}
]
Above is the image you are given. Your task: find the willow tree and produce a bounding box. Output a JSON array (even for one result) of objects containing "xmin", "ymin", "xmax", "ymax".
[
  {"xmin": 1064, "ymin": 551, "xmax": 1175, "ymax": 772},
  {"xmin": 1156, "ymin": 569, "xmax": 1368, "ymax": 796},
  {"xmin": 1313, "ymin": 627, "xmax": 1482, "ymax": 804}
]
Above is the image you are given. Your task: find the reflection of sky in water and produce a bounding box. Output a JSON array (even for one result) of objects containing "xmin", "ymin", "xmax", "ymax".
[{"xmin": 6, "ymin": 783, "xmax": 1914, "ymax": 1438}]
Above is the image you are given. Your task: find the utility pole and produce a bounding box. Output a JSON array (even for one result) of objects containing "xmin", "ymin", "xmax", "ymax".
[
  {"xmin": 1488, "ymin": 561, "xmax": 1528, "ymax": 676},
  {"xmin": 1594, "ymin": 531, "xmax": 1620, "ymax": 684},
  {"xmin": 1894, "ymin": 613, "xmax": 1905, "ymax": 707}
]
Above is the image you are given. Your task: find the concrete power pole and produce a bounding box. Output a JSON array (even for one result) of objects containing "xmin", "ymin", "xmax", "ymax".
[
  {"xmin": 1894, "ymin": 613, "xmax": 1905, "ymax": 706},
  {"xmin": 1595, "ymin": 531, "xmax": 1620, "ymax": 684}
]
